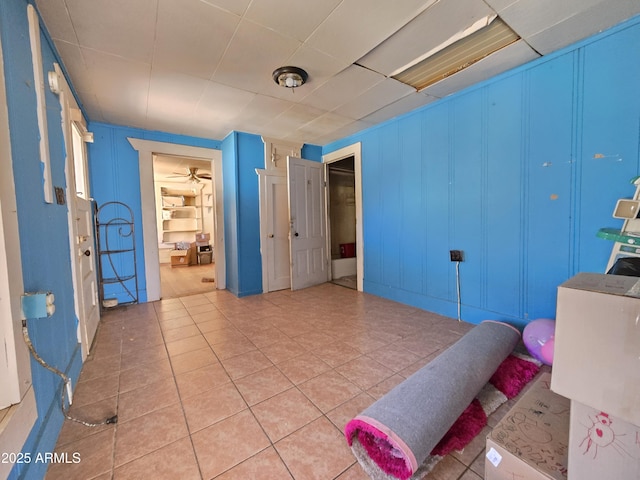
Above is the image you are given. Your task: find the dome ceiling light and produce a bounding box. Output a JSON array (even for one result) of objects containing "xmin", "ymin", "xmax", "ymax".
[{"xmin": 272, "ymin": 66, "xmax": 308, "ymax": 89}]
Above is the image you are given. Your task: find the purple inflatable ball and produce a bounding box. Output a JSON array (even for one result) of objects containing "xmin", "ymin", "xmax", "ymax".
[
  {"xmin": 540, "ymin": 336, "xmax": 555, "ymax": 365},
  {"xmin": 523, "ymin": 318, "xmax": 556, "ymax": 365}
]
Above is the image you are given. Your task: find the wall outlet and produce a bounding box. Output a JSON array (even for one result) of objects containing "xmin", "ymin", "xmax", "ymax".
[{"xmin": 450, "ymin": 250, "xmax": 464, "ymax": 262}]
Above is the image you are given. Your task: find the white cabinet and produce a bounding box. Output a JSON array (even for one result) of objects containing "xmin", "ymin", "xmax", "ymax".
[{"xmin": 160, "ymin": 186, "xmax": 202, "ymax": 244}]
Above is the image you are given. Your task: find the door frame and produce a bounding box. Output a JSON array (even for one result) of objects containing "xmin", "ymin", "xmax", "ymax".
[
  {"xmin": 128, "ymin": 139, "xmax": 225, "ymax": 301},
  {"xmin": 323, "ymin": 142, "xmax": 363, "ymax": 292},
  {"xmin": 51, "ymin": 62, "xmax": 100, "ymax": 361}
]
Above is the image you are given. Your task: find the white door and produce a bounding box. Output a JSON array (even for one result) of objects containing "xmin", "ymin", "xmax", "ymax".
[
  {"xmin": 265, "ymin": 175, "xmax": 291, "ymax": 291},
  {"xmin": 75, "ymin": 197, "xmax": 99, "ymax": 354},
  {"xmin": 287, "ymin": 156, "xmax": 328, "ymax": 290}
]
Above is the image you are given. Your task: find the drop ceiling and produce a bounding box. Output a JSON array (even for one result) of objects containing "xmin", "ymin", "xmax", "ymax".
[{"xmin": 35, "ymin": 0, "xmax": 640, "ymax": 146}]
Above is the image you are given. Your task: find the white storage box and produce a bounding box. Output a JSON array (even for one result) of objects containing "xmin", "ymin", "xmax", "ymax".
[{"xmin": 551, "ymin": 273, "xmax": 640, "ymax": 426}]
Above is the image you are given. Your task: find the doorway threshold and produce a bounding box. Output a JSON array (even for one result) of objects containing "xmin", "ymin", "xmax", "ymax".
[{"xmin": 331, "ymin": 275, "xmax": 357, "ymax": 290}]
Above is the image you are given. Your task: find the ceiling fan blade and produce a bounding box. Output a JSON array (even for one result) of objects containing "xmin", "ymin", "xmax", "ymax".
[{"xmin": 196, "ymin": 173, "xmax": 212, "ymax": 180}]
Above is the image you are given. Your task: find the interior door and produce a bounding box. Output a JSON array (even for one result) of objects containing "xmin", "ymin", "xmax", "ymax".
[
  {"xmin": 265, "ymin": 175, "xmax": 291, "ymax": 291},
  {"xmin": 75, "ymin": 197, "xmax": 99, "ymax": 353},
  {"xmin": 287, "ymin": 156, "xmax": 328, "ymax": 290}
]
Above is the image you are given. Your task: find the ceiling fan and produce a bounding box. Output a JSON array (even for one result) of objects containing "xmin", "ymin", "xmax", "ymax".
[{"xmin": 167, "ymin": 167, "xmax": 211, "ymax": 183}]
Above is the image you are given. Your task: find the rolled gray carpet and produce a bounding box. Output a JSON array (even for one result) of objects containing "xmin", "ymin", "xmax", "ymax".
[{"xmin": 345, "ymin": 320, "xmax": 520, "ymax": 479}]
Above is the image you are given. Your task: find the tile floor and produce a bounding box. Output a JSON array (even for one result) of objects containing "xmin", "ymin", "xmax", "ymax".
[{"xmin": 46, "ymin": 283, "xmax": 537, "ymax": 480}]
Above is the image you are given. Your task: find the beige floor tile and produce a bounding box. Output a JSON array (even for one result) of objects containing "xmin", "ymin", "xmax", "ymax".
[
  {"xmin": 114, "ymin": 404, "xmax": 189, "ymax": 467},
  {"xmin": 325, "ymin": 392, "xmax": 375, "ymax": 433},
  {"xmin": 161, "ymin": 323, "xmax": 201, "ymax": 343},
  {"xmin": 46, "ymin": 428, "xmax": 114, "ymax": 480},
  {"xmin": 275, "ymin": 416, "xmax": 355, "ymax": 480},
  {"xmin": 214, "ymin": 447, "xmax": 293, "ymax": 480},
  {"xmin": 165, "ymin": 334, "xmax": 209, "ymax": 357},
  {"xmin": 55, "ymin": 396, "xmax": 118, "ymax": 447},
  {"xmin": 113, "ymin": 437, "xmax": 200, "ymax": 480},
  {"xmin": 234, "ymin": 366, "xmax": 294, "ymax": 405},
  {"xmin": 175, "ymin": 362, "xmax": 231, "ymax": 399},
  {"xmin": 259, "ymin": 338, "xmax": 308, "ymax": 364},
  {"xmin": 47, "ymin": 281, "xmax": 533, "ymax": 480},
  {"xmin": 251, "ymin": 388, "xmax": 322, "ymax": 442},
  {"xmin": 181, "ymin": 381, "xmax": 247, "ymax": 433},
  {"xmin": 298, "ymin": 370, "xmax": 362, "ymax": 413},
  {"xmin": 313, "ymin": 340, "xmax": 362, "ymax": 368},
  {"xmin": 335, "ymin": 356, "xmax": 395, "ymax": 390},
  {"xmin": 117, "ymin": 377, "xmax": 180, "ymax": 423},
  {"xmin": 169, "ymin": 347, "xmax": 218, "ymax": 375},
  {"xmin": 118, "ymin": 356, "xmax": 173, "ymax": 393},
  {"xmin": 276, "ymin": 353, "xmax": 331, "ymax": 384},
  {"xmin": 336, "ymin": 463, "xmax": 370, "ymax": 479},
  {"xmin": 220, "ymin": 349, "xmax": 272, "ymax": 379},
  {"xmin": 191, "ymin": 410, "xmax": 270, "ymax": 479},
  {"xmin": 71, "ymin": 373, "xmax": 119, "ymax": 408}
]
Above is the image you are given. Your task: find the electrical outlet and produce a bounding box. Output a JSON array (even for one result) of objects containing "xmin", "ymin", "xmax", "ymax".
[{"xmin": 450, "ymin": 250, "xmax": 464, "ymax": 262}]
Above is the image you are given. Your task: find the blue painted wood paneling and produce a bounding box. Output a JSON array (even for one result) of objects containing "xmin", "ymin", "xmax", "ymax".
[
  {"xmin": 325, "ymin": 15, "xmax": 640, "ymax": 328},
  {"xmin": 398, "ymin": 114, "xmax": 424, "ymax": 294},
  {"xmin": 525, "ymin": 54, "xmax": 575, "ymax": 320},
  {"xmin": 485, "ymin": 74, "xmax": 524, "ymax": 318},
  {"xmin": 451, "ymin": 90, "xmax": 484, "ymax": 311},
  {"xmin": 578, "ymin": 24, "xmax": 640, "ymax": 273},
  {"xmin": 423, "ymin": 103, "xmax": 451, "ymax": 303}
]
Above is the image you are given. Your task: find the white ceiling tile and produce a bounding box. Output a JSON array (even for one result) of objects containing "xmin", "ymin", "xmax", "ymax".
[
  {"xmin": 35, "ymin": 0, "xmax": 77, "ymax": 44},
  {"xmin": 296, "ymin": 111, "xmax": 355, "ymax": 137},
  {"xmin": 305, "ymin": 0, "xmax": 438, "ymax": 63},
  {"xmin": 81, "ymin": 48, "xmax": 151, "ymax": 109},
  {"xmin": 421, "ymin": 39, "xmax": 539, "ymax": 98},
  {"xmin": 234, "ymin": 95, "xmax": 296, "ymax": 129},
  {"xmin": 244, "ymin": 0, "xmax": 342, "ymax": 42},
  {"xmin": 358, "ymin": 0, "xmax": 495, "ymax": 76},
  {"xmin": 524, "ymin": 1, "xmax": 640, "ymax": 54},
  {"xmin": 334, "ymin": 78, "xmax": 415, "ymax": 119},
  {"xmin": 35, "ymin": 0, "xmax": 640, "ymax": 145},
  {"xmin": 65, "ymin": 0, "xmax": 158, "ymax": 63},
  {"xmin": 299, "ymin": 64, "xmax": 385, "ymax": 112},
  {"xmin": 496, "ymin": 0, "xmax": 612, "ymax": 42},
  {"xmin": 194, "ymin": 82, "xmax": 256, "ymax": 125},
  {"xmin": 198, "ymin": 0, "xmax": 251, "ymax": 16},
  {"xmin": 362, "ymin": 92, "xmax": 438, "ymax": 124},
  {"xmin": 212, "ymin": 19, "xmax": 301, "ymax": 93},
  {"xmin": 53, "ymin": 41, "xmax": 92, "ymax": 92},
  {"xmin": 153, "ymin": 0, "xmax": 240, "ymax": 80},
  {"xmin": 147, "ymin": 70, "xmax": 209, "ymax": 121},
  {"xmin": 262, "ymin": 103, "xmax": 328, "ymax": 135}
]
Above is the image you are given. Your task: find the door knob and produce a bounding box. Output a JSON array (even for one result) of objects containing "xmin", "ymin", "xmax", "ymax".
[
  {"xmin": 268, "ymin": 234, "xmax": 274, "ymax": 238},
  {"xmin": 294, "ymin": 232, "xmax": 299, "ymax": 237},
  {"xmin": 83, "ymin": 249, "xmax": 91, "ymax": 256}
]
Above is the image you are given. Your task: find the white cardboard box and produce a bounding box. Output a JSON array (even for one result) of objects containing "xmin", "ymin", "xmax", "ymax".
[
  {"xmin": 551, "ymin": 272, "xmax": 640, "ymax": 426},
  {"xmin": 567, "ymin": 400, "xmax": 640, "ymax": 480},
  {"xmin": 486, "ymin": 372, "xmax": 570, "ymax": 480}
]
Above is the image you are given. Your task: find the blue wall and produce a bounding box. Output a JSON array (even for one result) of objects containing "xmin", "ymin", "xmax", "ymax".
[
  {"xmin": 1, "ymin": 1, "xmax": 83, "ymax": 478},
  {"xmin": 88, "ymin": 126, "xmax": 321, "ymax": 298},
  {"xmin": 325, "ymin": 17, "xmax": 640, "ymax": 328},
  {"xmin": 87, "ymin": 123, "xmax": 221, "ymax": 303}
]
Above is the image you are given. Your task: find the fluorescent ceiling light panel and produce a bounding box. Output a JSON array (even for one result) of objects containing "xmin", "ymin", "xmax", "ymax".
[{"xmin": 392, "ymin": 16, "xmax": 520, "ymax": 91}]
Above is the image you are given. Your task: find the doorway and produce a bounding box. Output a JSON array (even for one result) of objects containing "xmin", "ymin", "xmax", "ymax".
[
  {"xmin": 128, "ymin": 138, "xmax": 225, "ymax": 302},
  {"xmin": 153, "ymin": 154, "xmax": 217, "ymax": 299},
  {"xmin": 323, "ymin": 142, "xmax": 363, "ymax": 291},
  {"xmin": 327, "ymin": 157, "xmax": 357, "ymax": 289}
]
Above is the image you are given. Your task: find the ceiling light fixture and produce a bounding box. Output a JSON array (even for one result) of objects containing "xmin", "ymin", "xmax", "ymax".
[{"xmin": 272, "ymin": 66, "xmax": 308, "ymax": 89}]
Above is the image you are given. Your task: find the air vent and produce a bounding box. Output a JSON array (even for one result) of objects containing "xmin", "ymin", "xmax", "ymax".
[{"xmin": 392, "ymin": 17, "xmax": 520, "ymax": 91}]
